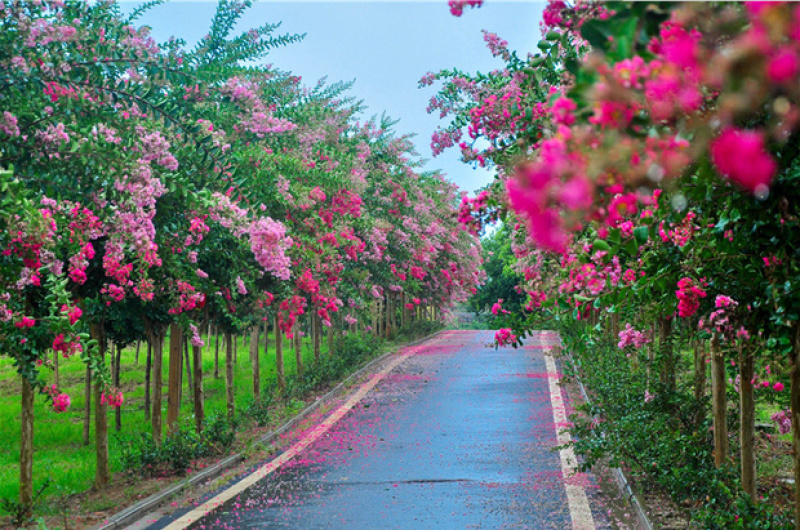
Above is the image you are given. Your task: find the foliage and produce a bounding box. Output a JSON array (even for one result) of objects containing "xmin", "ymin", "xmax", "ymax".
[
  {"xmin": 117, "ymin": 414, "xmax": 236, "ymax": 476},
  {"xmin": 0, "ymin": 0, "xmax": 483, "ymax": 510},
  {"xmin": 433, "ymin": 0, "xmax": 800, "ymax": 525}
]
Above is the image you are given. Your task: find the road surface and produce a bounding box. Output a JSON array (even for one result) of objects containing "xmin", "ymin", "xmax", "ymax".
[{"xmin": 147, "ymin": 330, "xmax": 635, "ymax": 529}]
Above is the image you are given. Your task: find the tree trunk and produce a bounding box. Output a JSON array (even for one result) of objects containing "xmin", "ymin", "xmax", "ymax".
[
  {"xmin": 264, "ymin": 319, "xmax": 270, "ymax": 358},
  {"xmin": 167, "ymin": 322, "xmax": 183, "ymax": 433},
  {"xmin": 144, "ymin": 341, "xmax": 152, "ymax": 422},
  {"xmin": 276, "ymin": 316, "xmax": 285, "ymax": 392},
  {"xmin": 83, "ymin": 364, "xmax": 92, "ymax": 445},
  {"xmin": 739, "ymin": 340, "xmax": 756, "ymax": 501},
  {"xmin": 328, "ymin": 317, "xmax": 335, "ymax": 355},
  {"xmin": 151, "ymin": 331, "xmax": 164, "ymax": 444},
  {"xmin": 790, "ymin": 325, "xmax": 800, "ymax": 529},
  {"xmin": 251, "ymin": 325, "xmax": 260, "ymax": 401},
  {"xmin": 659, "ymin": 317, "xmax": 675, "ymax": 392},
  {"xmin": 214, "ymin": 324, "xmax": 220, "ymax": 379},
  {"xmin": 114, "ymin": 343, "xmax": 122, "ymax": 432},
  {"xmin": 19, "ymin": 375, "xmax": 34, "ymax": 519},
  {"xmin": 401, "ymin": 292, "xmax": 406, "ymax": 329},
  {"xmin": 294, "ymin": 322, "xmax": 304, "ymax": 376},
  {"xmin": 193, "ymin": 343, "xmax": 205, "ymax": 434},
  {"xmin": 93, "ymin": 325, "xmax": 109, "ymax": 489},
  {"xmin": 693, "ymin": 339, "xmax": 706, "ymax": 427},
  {"xmin": 184, "ymin": 335, "xmax": 193, "ymax": 405},
  {"xmin": 313, "ymin": 314, "xmax": 321, "ymax": 361},
  {"xmin": 385, "ymin": 296, "xmax": 391, "ymax": 338},
  {"xmin": 135, "ymin": 340, "xmax": 141, "ymax": 365},
  {"xmin": 225, "ymin": 332, "xmax": 235, "ymax": 421},
  {"xmin": 54, "ymin": 346, "xmax": 60, "ymax": 389},
  {"xmin": 376, "ymin": 299, "xmax": 382, "ymax": 337},
  {"xmin": 693, "ymin": 339, "xmax": 707, "ymax": 402},
  {"xmin": 711, "ymin": 334, "xmax": 729, "ymax": 467}
]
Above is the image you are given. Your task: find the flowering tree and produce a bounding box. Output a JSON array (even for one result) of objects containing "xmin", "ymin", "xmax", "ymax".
[
  {"xmin": 0, "ymin": 1, "xmax": 483, "ymax": 518},
  {"xmin": 429, "ymin": 1, "xmax": 800, "ymax": 526}
]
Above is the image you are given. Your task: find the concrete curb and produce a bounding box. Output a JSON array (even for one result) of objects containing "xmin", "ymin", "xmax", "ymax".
[
  {"xmin": 555, "ymin": 336, "xmax": 655, "ymax": 530},
  {"xmin": 91, "ymin": 330, "xmax": 444, "ymax": 530}
]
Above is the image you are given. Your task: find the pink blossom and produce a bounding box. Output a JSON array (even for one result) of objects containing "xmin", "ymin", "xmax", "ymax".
[
  {"xmin": 101, "ymin": 390, "xmax": 124, "ymax": 408},
  {"xmin": 773, "ymin": 382, "xmax": 785, "ymax": 392},
  {"xmin": 189, "ymin": 324, "xmax": 205, "ymax": 348},
  {"xmin": 235, "ymin": 276, "xmax": 247, "ymax": 295},
  {"xmin": 448, "ymin": 0, "xmax": 483, "ymax": 17},
  {"xmin": 15, "ymin": 316, "xmax": 35, "ymax": 329},
  {"xmin": 550, "ymin": 97, "xmax": 577, "ymax": 126},
  {"xmin": 767, "ymin": 47, "xmax": 799, "ymax": 83},
  {"xmin": 52, "ymin": 393, "xmax": 71, "ymax": 413},
  {"xmin": 491, "ymin": 299, "xmax": 504, "ymax": 316},
  {"xmin": 711, "ymin": 128, "xmax": 776, "ymax": 194},
  {"xmin": 618, "ymin": 323, "xmax": 651, "ymax": 349},
  {"xmin": 772, "ymin": 409, "xmax": 792, "ymax": 434},
  {"xmin": 61, "ymin": 304, "xmax": 82, "ymax": 325},
  {"xmin": 676, "ymin": 278, "xmax": 706, "ymax": 318},
  {"xmin": 495, "ymin": 328, "xmax": 517, "ymax": 347}
]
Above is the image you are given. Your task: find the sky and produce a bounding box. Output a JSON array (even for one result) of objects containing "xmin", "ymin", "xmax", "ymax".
[{"xmin": 128, "ymin": 1, "xmax": 545, "ymax": 195}]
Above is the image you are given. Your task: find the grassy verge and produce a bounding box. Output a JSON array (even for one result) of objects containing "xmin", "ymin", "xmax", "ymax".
[
  {"xmin": 0, "ymin": 330, "xmax": 322, "ymax": 509},
  {"xmin": 0, "ymin": 322, "xmax": 441, "ymax": 521}
]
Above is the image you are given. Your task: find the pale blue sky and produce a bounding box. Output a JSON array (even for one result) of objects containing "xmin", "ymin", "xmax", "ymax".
[{"xmin": 128, "ymin": 1, "xmax": 544, "ymax": 195}]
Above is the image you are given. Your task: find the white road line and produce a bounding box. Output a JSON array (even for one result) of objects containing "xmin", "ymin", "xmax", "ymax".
[
  {"xmin": 161, "ymin": 340, "xmax": 435, "ymax": 530},
  {"xmin": 544, "ymin": 345, "xmax": 596, "ymax": 530}
]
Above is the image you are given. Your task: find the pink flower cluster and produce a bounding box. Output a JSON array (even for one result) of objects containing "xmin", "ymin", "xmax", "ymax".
[
  {"xmin": 710, "ymin": 128, "xmax": 776, "ymax": 195},
  {"xmin": 189, "ymin": 324, "xmax": 205, "ymax": 348},
  {"xmin": 448, "ymin": 0, "xmax": 482, "ymax": 17},
  {"xmin": 708, "ymin": 295, "xmax": 738, "ymax": 335},
  {"xmin": 61, "ymin": 304, "xmax": 82, "ymax": 325},
  {"xmin": 52, "ymin": 334, "xmax": 82, "ymax": 358},
  {"xmin": 491, "ymin": 299, "xmax": 509, "ymax": 316},
  {"xmin": 44, "ymin": 384, "xmax": 71, "ymax": 413},
  {"xmin": 457, "ymin": 190, "xmax": 489, "ymax": 234},
  {"xmin": 249, "ymin": 217, "xmax": 292, "ymax": 281},
  {"xmin": 52, "ymin": 393, "xmax": 71, "ymax": 413},
  {"xmin": 525, "ymin": 290, "xmax": 547, "ymax": 311},
  {"xmin": 495, "ymin": 328, "xmax": 517, "ymax": 347},
  {"xmin": 676, "ymin": 277, "xmax": 706, "ymax": 318},
  {"xmin": 101, "ymin": 390, "xmax": 124, "ymax": 408},
  {"xmin": 15, "ymin": 316, "xmax": 35, "ymax": 329},
  {"xmin": 278, "ymin": 295, "xmax": 306, "ymax": 337},
  {"xmin": 772, "ymin": 409, "xmax": 791, "ymax": 435},
  {"xmin": 617, "ymin": 323, "xmax": 651, "ymax": 349}
]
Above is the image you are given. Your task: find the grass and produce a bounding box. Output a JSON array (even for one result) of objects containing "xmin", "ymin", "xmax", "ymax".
[
  {"xmin": 0, "ymin": 328, "xmax": 325, "ymax": 509},
  {"xmin": 672, "ymin": 342, "xmax": 793, "ymax": 483}
]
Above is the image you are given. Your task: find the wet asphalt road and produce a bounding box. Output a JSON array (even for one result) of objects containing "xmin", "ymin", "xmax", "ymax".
[{"xmin": 150, "ymin": 330, "xmax": 615, "ymax": 529}]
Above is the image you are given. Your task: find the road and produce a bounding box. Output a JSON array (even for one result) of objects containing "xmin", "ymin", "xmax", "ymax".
[{"xmin": 146, "ymin": 330, "xmax": 634, "ymax": 529}]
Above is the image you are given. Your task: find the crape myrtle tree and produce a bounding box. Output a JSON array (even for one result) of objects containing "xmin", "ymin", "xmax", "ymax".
[
  {"xmin": 428, "ymin": 0, "xmax": 800, "ymax": 526},
  {"xmin": 0, "ymin": 0, "xmax": 483, "ymax": 517}
]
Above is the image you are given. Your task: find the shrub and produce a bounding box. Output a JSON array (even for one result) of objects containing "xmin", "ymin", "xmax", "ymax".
[{"xmin": 117, "ymin": 415, "xmax": 237, "ymax": 477}]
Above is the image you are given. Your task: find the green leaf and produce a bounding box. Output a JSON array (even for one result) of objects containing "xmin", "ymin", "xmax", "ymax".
[
  {"xmin": 593, "ymin": 239, "xmax": 611, "ymax": 252},
  {"xmin": 634, "ymin": 226, "xmax": 649, "ymax": 245},
  {"xmin": 580, "ymin": 19, "xmax": 611, "ymax": 52},
  {"xmin": 624, "ymin": 239, "xmax": 639, "ymax": 256}
]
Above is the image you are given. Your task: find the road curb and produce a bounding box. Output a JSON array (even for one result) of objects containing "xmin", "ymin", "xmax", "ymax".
[
  {"xmin": 91, "ymin": 330, "xmax": 444, "ymax": 530},
  {"xmin": 554, "ymin": 334, "xmax": 655, "ymax": 530}
]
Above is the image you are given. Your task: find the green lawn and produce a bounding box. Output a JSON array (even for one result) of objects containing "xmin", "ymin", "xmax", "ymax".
[{"xmin": 0, "ymin": 330, "xmax": 323, "ymax": 507}]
